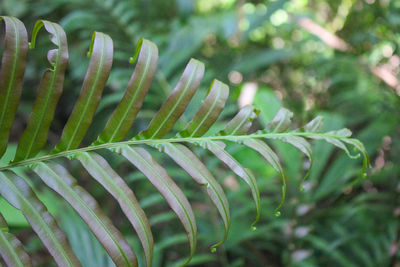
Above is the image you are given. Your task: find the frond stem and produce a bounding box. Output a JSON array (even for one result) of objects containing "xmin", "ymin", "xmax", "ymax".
[{"xmin": 0, "ymin": 132, "xmax": 358, "ymax": 171}]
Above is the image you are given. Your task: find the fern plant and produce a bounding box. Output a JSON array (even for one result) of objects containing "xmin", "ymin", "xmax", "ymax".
[{"xmin": 0, "ymin": 16, "xmax": 369, "ymax": 267}]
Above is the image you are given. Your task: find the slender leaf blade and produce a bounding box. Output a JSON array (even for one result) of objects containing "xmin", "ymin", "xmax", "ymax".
[
  {"xmin": 304, "ymin": 116, "xmax": 324, "ymax": 132},
  {"xmin": 54, "ymin": 31, "xmax": 113, "ymax": 152},
  {"xmin": 0, "ymin": 16, "xmax": 28, "ymax": 158},
  {"xmin": 220, "ymin": 105, "xmax": 260, "ymax": 136},
  {"xmin": 204, "ymin": 140, "xmax": 260, "ymax": 228},
  {"xmin": 160, "ymin": 143, "xmax": 230, "ymax": 251},
  {"xmin": 275, "ymin": 136, "xmax": 313, "ymax": 189},
  {"xmin": 0, "ymin": 213, "xmax": 32, "ymax": 267},
  {"xmin": 243, "ymin": 139, "xmax": 286, "ymax": 214},
  {"xmin": 341, "ymin": 138, "xmax": 370, "ymax": 180},
  {"xmin": 308, "ymin": 129, "xmax": 359, "ymax": 159},
  {"xmin": 14, "ymin": 20, "xmax": 69, "ymax": 161},
  {"xmin": 119, "ymin": 145, "xmax": 197, "ymax": 266},
  {"xmin": 265, "ymin": 108, "xmax": 293, "ymax": 133},
  {"xmin": 178, "ymin": 79, "xmax": 229, "ymax": 138},
  {"xmin": 0, "ymin": 171, "xmax": 81, "ymax": 267},
  {"xmin": 97, "ymin": 39, "xmax": 158, "ymax": 144},
  {"xmin": 137, "ymin": 58, "xmax": 204, "ymax": 139},
  {"xmin": 33, "ymin": 162, "xmax": 137, "ymax": 267},
  {"xmin": 76, "ymin": 152, "xmax": 153, "ymax": 267}
]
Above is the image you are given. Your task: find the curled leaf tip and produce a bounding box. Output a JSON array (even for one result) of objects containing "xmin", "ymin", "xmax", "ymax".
[
  {"xmin": 275, "ymin": 184, "xmax": 286, "ymax": 212},
  {"xmin": 275, "ymin": 211, "xmax": 281, "ymax": 217},
  {"xmin": 300, "ymin": 185, "xmax": 305, "ymax": 192},
  {"xmin": 251, "ymin": 225, "xmax": 257, "ymax": 232},
  {"xmin": 210, "ymin": 247, "xmax": 217, "ymax": 253}
]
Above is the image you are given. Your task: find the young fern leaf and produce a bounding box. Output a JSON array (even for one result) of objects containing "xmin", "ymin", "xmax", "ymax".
[
  {"xmin": 76, "ymin": 152, "xmax": 154, "ymax": 267},
  {"xmin": 263, "ymin": 108, "xmax": 313, "ymax": 190},
  {"xmin": 243, "ymin": 139, "xmax": 286, "ymax": 214},
  {"xmin": 14, "ymin": 20, "xmax": 69, "ymax": 162},
  {"xmin": 219, "ymin": 105, "xmax": 259, "ymax": 136},
  {"xmin": 160, "ymin": 143, "xmax": 230, "ymax": 252},
  {"xmin": 265, "ymin": 108, "xmax": 293, "ymax": 133},
  {"xmin": 304, "ymin": 116, "xmax": 324, "ymax": 132},
  {"xmin": 307, "ymin": 129, "xmax": 370, "ymax": 182},
  {"xmin": 178, "ymin": 79, "xmax": 229, "ymax": 138},
  {"xmin": 177, "ymin": 82, "xmax": 261, "ymax": 229},
  {"xmin": 118, "ymin": 145, "xmax": 197, "ymax": 266},
  {"xmin": 221, "ymin": 105, "xmax": 286, "ymax": 215},
  {"xmin": 0, "ymin": 16, "xmax": 28, "ymax": 158},
  {"xmin": 96, "ymin": 38, "xmax": 158, "ymax": 144},
  {"xmin": 54, "ymin": 31, "xmax": 113, "ymax": 153},
  {"xmin": 276, "ymin": 136, "xmax": 312, "ymax": 190},
  {"xmin": 32, "ymin": 162, "xmax": 137, "ymax": 267},
  {"xmin": 0, "ymin": 171, "xmax": 81, "ymax": 267},
  {"xmin": 137, "ymin": 58, "xmax": 204, "ymax": 139},
  {"xmin": 204, "ymin": 141, "xmax": 260, "ymax": 229},
  {"xmin": 0, "ymin": 213, "xmax": 33, "ymax": 267}
]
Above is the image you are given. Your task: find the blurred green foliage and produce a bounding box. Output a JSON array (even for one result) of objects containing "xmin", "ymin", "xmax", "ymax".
[{"xmin": 1, "ymin": 0, "xmax": 399, "ymax": 266}]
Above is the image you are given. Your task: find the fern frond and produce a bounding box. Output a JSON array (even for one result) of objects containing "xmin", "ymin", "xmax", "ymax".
[{"xmin": 0, "ymin": 17, "xmax": 369, "ymax": 267}]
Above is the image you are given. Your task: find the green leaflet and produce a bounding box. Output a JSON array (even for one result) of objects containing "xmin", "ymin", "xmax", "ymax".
[
  {"xmin": 76, "ymin": 152, "xmax": 153, "ymax": 267},
  {"xmin": 14, "ymin": 20, "xmax": 69, "ymax": 162},
  {"xmin": 54, "ymin": 31, "xmax": 113, "ymax": 152},
  {"xmin": 119, "ymin": 145, "xmax": 197, "ymax": 266},
  {"xmin": 220, "ymin": 105, "xmax": 260, "ymax": 136},
  {"xmin": 275, "ymin": 136, "xmax": 313, "ymax": 189},
  {"xmin": 243, "ymin": 139, "xmax": 286, "ymax": 214},
  {"xmin": 264, "ymin": 108, "xmax": 293, "ymax": 133},
  {"xmin": 178, "ymin": 79, "xmax": 229, "ymax": 138},
  {"xmin": 160, "ymin": 143, "xmax": 230, "ymax": 251},
  {"xmin": 307, "ymin": 128, "xmax": 370, "ymax": 182},
  {"xmin": 309, "ymin": 129, "xmax": 359, "ymax": 159},
  {"xmin": 0, "ymin": 171, "xmax": 81, "ymax": 267},
  {"xmin": 33, "ymin": 162, "xmax": 137, "ymax": 267},
  {"xmin": 96, "ymin": 39, "xmax": 158, "ymax": 144},
  {"xmin": 203, "ymin": 140, "xmax": 260, "ymax": 229},
  {"xmin": 341, "ymin": 138, "xmax": 370, "ymax": 180},
  {"xmin": 0, "ymin": 16, "xmax": 28, "ymax": 158},
  {"xmin": 304, "ymin": 116, "xmax": 324, "ymax": 132},
  {"xmin": 0, "ymin": 213, "xmax": 32, "ymax": 267},
  {"xmin": 176, "ymin": 82, "xmax": 261, "ymax": 228},
  {"xmin": 137, "ymin": 58, "xmax": 205, "ymax": 139}
]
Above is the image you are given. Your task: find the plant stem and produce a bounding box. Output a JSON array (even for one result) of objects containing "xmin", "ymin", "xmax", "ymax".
[{"xmin": 0, "ymin": 132, "xmax": 358, "ymax": 171}]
